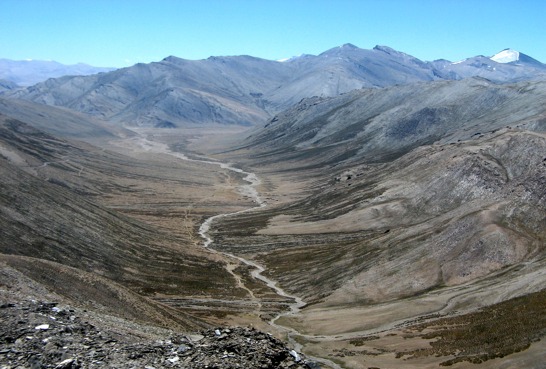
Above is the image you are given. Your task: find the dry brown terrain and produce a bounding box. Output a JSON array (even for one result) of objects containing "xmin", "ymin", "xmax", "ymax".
[
  {"xmin": 2, "ymin": 79, "xmax": 545, "ymax": 368},
  {"xmin": 179, "ymin": 125, "xmax": 546, "ymax": 369}
]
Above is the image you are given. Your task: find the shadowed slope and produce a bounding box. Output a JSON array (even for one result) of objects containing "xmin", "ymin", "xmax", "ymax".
[
  {"xmin": 238, "ymin": 78, "xmax": 546, "ymax": 168},
  {"xmin": 0, "ymin": 97, "xmax": 130, "ymax": 139},
  {"xmin": 0, "ymin": 114, "xmax": 243, "ymax": 312},
  {"xmin": 0, "ymin": 255, "xmax": 207, "ymax": 330}
]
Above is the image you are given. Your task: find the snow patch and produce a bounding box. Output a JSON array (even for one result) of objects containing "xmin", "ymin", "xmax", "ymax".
[
  {"xmin": 491, "ymin": 49, "xmax": 520, "ymax": 63},
  {"xmin": 277, "ymin": 54, "xmax": 304, "ymax": 63}
]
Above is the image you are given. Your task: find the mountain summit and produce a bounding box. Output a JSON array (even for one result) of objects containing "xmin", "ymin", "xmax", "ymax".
[
  {"xmin": 491, "ymin": 49, "xmax": 521, "ymax": 63},
  {"xmin": 490, "ymin": 48, "xmax": 545, "ymax": 67}
]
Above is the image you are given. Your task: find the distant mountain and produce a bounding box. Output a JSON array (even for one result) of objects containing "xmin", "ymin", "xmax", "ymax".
[
  {"xmin": 6, "ymin": 45, "xmax": 546, "ymax": 127},
  {"xmin": 9, "ymin": 44, "xmax": 444, "ymax": 127},
  {"xmin": 0, "ymin": 78, "xmax": 18, "ymax": 93},
  {"xmin": 431, "ymin": 49, "xmax": 546, "ymax": 82},
  {"xmin": 490, "ymin": 48, "xmax": 545, "ymax": 67},
  {"xmin": 8, "ymin": 56, "xmax": 292, "ymax": 127},
  {"xmin": 266, "ymin": 44, "xmax": 441, "ymax": 109},
  {"xmin": 0, "ymin": 59, "xmax": 116, "ymax": 86}
]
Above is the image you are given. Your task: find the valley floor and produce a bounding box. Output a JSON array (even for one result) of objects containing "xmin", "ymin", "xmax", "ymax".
[
  {"xmin": 106, "ymin": 128, "xmax": 546, "ymax": 369},
  {"xmin": 2, "ymin": 123, "xmax": 544, "ymax": 369}
]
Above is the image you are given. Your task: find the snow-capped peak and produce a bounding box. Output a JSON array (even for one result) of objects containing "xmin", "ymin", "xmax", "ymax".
[
  {"xmin": 451, "ymin": 58, "xmax": 467, "ymax": 65},
  {"xmin": 276, "ymin": 57, "xmax": 293, "ymax": 63},
  {"xmin": 491, "ymin": 49, "xmax": 520, "ymax": 63},
  {"xmin": 277, "ymin": 54, "xmax": 305, "ymax": 63}
]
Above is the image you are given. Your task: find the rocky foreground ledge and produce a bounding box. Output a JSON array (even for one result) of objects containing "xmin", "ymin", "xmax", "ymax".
[{"xmin": 0, "ymin": 300, "xmax": 319, "ymax": 369}]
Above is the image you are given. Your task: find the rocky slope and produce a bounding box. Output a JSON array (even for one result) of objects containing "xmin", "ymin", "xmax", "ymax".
[
  {"xmin": 238, "ymin": 78, "xmax": 546, "ymax": 168},
  {"xmin": 0, "ymin": 302, "xmax": 316, "ymax": 369},
  {"xmin": 0, "ymin": 286, "xmax": 316, "ymax": 369},
  {"xmin": 212, "ymin": 128, "xmax": 546, "ymax": 304},
  {"xmin": 184, "ymin": 76, "xmax": 546, "ymax": 367},
  {"xmin": 202, "ymin": 78, "xmax": 546, "ymax": 322}
]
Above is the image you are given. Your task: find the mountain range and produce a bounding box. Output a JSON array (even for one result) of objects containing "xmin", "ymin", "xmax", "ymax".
[
  {"xmin": 0, "ymin": 58, "xmax": 115, "ymax": 87},
  {"xmin": 240, "ymin": 77, "xmax": 546, "ymax": 165},
  {"xmin": 4, "ymin": 44, "xmax": 546, "ymax": 128},
  {"xmin": 1, "ymin": 44, "xmax": 545, "ymax": 368}
]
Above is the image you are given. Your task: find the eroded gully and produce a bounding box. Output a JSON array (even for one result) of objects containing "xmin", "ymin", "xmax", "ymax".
[{"xmin": 133, "ymin": 137, "xmax": 343, "ymax": 369}]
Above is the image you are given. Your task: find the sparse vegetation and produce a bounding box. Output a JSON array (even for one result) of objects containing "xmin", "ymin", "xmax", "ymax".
[
  {"xmin": 1, "ymin": 65, "xmax": 546, "ymax": 369},
  {"xmin": 349, "ymin": 335, "xmax": 379, "ymax": 346},
  {"xmin": 400, "ymin": 289, "xmax": 546, "ymax": 365}
]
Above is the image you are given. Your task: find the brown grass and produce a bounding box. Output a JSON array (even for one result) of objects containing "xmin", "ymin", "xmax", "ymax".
[{"xmin": 400, "ymin": 288, "xmax": 546, "ymax": 366}]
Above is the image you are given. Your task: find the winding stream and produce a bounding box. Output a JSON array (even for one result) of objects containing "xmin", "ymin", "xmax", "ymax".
[
  {"xmin": 133, "ymin": 136, "xmax": 343, "ymax": 369},
  {"xmin": 133, "ymin": 138, "xmax": 306, "ymax": 310},
  {"xmin": 195, "ymin": 158, "xmax": 307, "ymax": 319}
]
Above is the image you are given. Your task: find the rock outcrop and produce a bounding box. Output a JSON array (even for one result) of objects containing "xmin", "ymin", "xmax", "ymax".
[{"xmin": 0, "ymin": 300, "xmax": 317, "ymax": 369}]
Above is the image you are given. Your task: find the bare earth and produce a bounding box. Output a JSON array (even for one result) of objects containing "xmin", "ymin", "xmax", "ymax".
[
  {"xmin": 112, "ymin": 127, "xmax": 545, "ymax": 369},
  {"xmin": 3, "ymin": 119, "xmax": 542, "ymax": 369}
]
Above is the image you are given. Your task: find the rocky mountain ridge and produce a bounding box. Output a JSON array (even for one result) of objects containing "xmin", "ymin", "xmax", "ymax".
[
  {"xmin": 238, "ymin": 78, "xmax": 546, "ymax": 168},
  {"xmin": 5, "ymin": 44, "xmax": 546, "ymax": 128}
]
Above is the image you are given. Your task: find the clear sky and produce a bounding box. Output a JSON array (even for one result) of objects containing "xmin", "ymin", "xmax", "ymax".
[{"xmin": 1, "ymin": 0, "xmax": 545, "ymax": 67}]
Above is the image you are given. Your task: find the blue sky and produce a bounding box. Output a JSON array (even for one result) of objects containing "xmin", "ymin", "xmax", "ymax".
[{"xmin": 1, "ymin": 0, "xmax": 545, "ymax": 67}]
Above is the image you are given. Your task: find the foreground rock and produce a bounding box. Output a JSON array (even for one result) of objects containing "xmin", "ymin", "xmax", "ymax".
[{"xmin": 0, "ymin": 300, "xmax": 317, "ymax": 369}]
